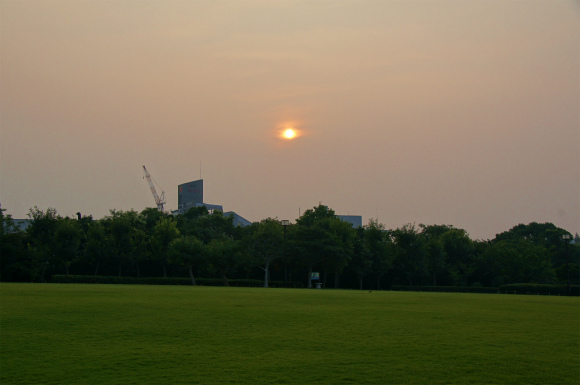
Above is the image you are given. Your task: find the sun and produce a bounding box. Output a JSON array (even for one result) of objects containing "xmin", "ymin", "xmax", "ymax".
[
  {"xmin": 276, "ymin": 122, "xmax": 303, "ymax": 141},
  {"xmin": 283, "ymin": 128, "xmax": 297, "ymax": 139}
]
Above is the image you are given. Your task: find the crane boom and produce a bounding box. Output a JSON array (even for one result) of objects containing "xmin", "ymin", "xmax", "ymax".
[{"xmin": 142, "ymin": 165, "xmax": 166, "ymax": 212}]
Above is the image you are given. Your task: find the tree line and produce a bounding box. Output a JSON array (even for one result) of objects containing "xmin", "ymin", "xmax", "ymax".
[{"xmin": 1, "ymin": 204, "xmax": 578, "ymax": 289}]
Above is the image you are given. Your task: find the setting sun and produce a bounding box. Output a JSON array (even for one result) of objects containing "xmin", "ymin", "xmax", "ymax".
[{"xmin": 283, "ymin": 128, "xmax": 296, "ymax": 139}]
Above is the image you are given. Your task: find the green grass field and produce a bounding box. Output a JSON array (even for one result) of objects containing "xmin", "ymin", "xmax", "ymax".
[{"xmin": 1, "ymin": 284, "xmax": 578, "ymax": 385}]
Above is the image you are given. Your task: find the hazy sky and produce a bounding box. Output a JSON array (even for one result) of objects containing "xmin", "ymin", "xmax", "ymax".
[{"xmin": 1, "ymin": 0, "xmax": 578, "ymax": 240}]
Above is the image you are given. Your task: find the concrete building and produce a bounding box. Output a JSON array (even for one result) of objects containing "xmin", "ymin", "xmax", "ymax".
[
  {"xmin": 225, "ymin": 211, "xmax": 253, "ymax": 227},
  {"xmin": 173, "ymin": 178, "xmax": 252, "ymax": 227},
  {"xmin": 337, "ymin": 215, "xmax": 363, "ymax": 228},
  {"xmin": 11, "ymin": 219, "xmax": 30, "ymax": 232}
]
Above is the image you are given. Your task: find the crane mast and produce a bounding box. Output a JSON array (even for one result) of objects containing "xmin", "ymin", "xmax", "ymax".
[{"xmin": 142, "ymin": 165, "xmax": 166, "ymax": 212}]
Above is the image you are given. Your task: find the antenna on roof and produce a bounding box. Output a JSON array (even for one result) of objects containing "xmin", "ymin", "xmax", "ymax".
[{"xmin": 200, "ymin": 161, "xmax": 202, "ymax": 179}]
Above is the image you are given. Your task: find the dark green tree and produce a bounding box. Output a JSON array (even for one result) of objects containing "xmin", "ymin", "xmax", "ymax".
[
  {"xmin": 0, "ymin": 207, "xmax": 29, "ymax": 282},
  {"xmin": 196, "ymin": 210, "xmax": 236, "ymax": 243},
  {"xmin": 494, "ymin": 222, "xmax": 571, "ymax": 268},
  {"xmin": 131, "ymin": 228, "xmax": 148, "ymax": 278},
  {"xmin": 420, "ymin": 225, "xmax": 474, "ymax": 286},
  {"xmin": 440, "ymin": 228, "xmax": 474, "ymax": 286},
  {"xmin": 85, "ymin": 220, "xmax": 112, "ymax": 276},
  {"xmin": 365, "ymin": 219, "xmax": 393, "ymax": 290},
  {"xmin": 470, "ymin": 240, "xmax": 501, "ymax": 287},
  {"xmin": 207, "ymin": 236, "xmax": 240, "ymax": 286},
  {"xmin": 174, "ymin": 206, "xmax": 210, "ymax": 236},
  {"xmin": 246, "ymin": 218, "xmax": 284, "ymax": 288},
  {"xmin": 54, "ymin": 218, "xmax": 81, "ymax": 275},
  {"xmin": 151, "ymin": 217, "xmax": 180, "ymax": 277},
  {"xmin": 169, "ymin": 236, "xmax": 207, "ymax": 285},
  {"xmin": 481, "ymin": 239, "xmax": 555, "ymax": 284},
  {"xmin": 140, "ymin": 207, "xmax": 168, "ymax": 233},
  {"xmin": 294, "ymin": 205, "xmax": 354, "ymax": 288},
  {"xmin": 425, "ymin": 237, "xmax": 446, "ymax": 286},
  {"xmin": 26, "ymin": 207, "xmax": 60, "ymax": 282},
  {"xmin": 104, "ymin": 210, "xmax": 142, "ymax": 276},
  {"xmin": 392, "ymin": 223, "xmax": 428, "ymax": 286},
  {"xmin": 349, "ymin": 226, "xmax": 373, "ymax": 290}
]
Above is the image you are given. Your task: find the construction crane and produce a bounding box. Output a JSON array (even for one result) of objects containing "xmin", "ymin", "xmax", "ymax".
[{"xmin": 142, "ymin": 165, "xmax": 166, "ymax": 212}]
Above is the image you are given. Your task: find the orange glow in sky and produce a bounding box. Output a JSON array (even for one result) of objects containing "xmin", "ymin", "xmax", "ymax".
[{"xmin": 0, "ymin": 0, "xmax": 578, "ymax": 240}]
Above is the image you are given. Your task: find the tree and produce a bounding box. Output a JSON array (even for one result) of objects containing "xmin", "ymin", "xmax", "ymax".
[
  {"xmin": 555, "ymin": 263, "xmax": 579, "ymax": 285},
  {"xmin": 151, "ymin": 217, "xmax": 180, "ymax": 277},
  {"xmin": 104, "ymin": 210, "xmax": 143, "ymax": 276},
  {"xmin": 469, "ymin": 240, "xmax": 498, "ymax": 287},
  {"xmin": 195, "ymin": 210, "xmax": 236, "ymax": 243},
  {"xmin": 85, "ymin": 220, "xmax": 111, "ymax": 276},
  {"xmin": 54, "ymin": 218, "xmax": 81, "ymax": 275},
  {"xmin": 246, "ymin": 218, "xmax": 284, "ymax": 288},
  {"xmin": 173, "ymin": 209, "xmax": 238, "ymax": 284},
  {"xmin": 420, "ymin": 225, "xmax": 474, "ymax": 286},
  {"xmin": 365, "ymin": 219, "xmax": 393, "ymax": 289},
  {"xmin": 420, "ymin": 224, "xmax": 451, "ymax": 286},
  {"xmin": 349, "ymin": 226, "xmax": 373, "ymax": 290},
  {"xmin": 296, "ymin": 204, "xmax": 336, "ymax": 227},
  {"xmin": 1, "ymin": 206, "xmax": 19, "ymax": 235},
  {"xmin": 494, "ymin": 222, "xmax": 570, "ymax": 268},
  {"xmin": 392, "ymin": 223, "xmax": 428, "ymax": 286},
  {"xmin": 0, "ymin": 207, "xmax": 29, "ymax": 282},
  {"xmin": 27, "ymin": 207, "xmax": 60, "ymax": 282},
  {"xmin": 140, "ymin": 207, "xmax": 168, "ymax": 233},
  {"xmin": 207, "ymin": 236, "xmax": 240, "ymax": 286},
  {"xmin": 440, "ymin": 228, "xmax": 474, "ymax": 286},
  {"xmin": 480, "ymin": 239, "xmax": 555, "ymax": 284},
  {"xmin": 425, "ymin": 237, "xmax": 446, "ymax": 286},
  {"xmin": 327, "ymin": 217, "xmax": 355, "ymax": 288},
  {"xmin": 169, "ymin": 236, "xmax": 206, "ymax": 285},
  {"xmin": 174, "ymin": 206, "xmax": 210, "ymax": 236},
  {"xmin": 294, "ymin": 205, "xmax": 355, "ymax": 288},
  {"xmin": 174, "ymin": 207, "xmax": 236, "ymax": 243},
  {"xmin": 291, "ymin": 225, "xmax": 325, "ymax": 288},
  {"xmin": 131, "ymin": 228, "xmax": 148, "ymax": 278}
]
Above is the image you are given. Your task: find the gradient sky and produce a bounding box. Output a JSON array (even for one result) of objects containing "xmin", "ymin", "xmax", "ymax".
[{"xmin": 1, "ymin": 0, "xmax": 578, "ymax": 240}]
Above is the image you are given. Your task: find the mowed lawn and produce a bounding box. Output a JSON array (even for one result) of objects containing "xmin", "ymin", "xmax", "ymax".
[{"xmin": 0, "ymin": 284, "xmax": 578, "ymax": 385}]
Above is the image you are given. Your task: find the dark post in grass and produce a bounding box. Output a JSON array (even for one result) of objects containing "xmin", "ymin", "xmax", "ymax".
[
  {"xmin": 282, "ymin": 220, "xmax": 289, "ymax": 287},
  {"xmin": 562, "ymin": 234, "xmax": 571, "ymax": 296}
]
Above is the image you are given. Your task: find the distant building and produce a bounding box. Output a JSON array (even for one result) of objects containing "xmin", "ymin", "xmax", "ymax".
[
  {"xmin": 172, "ymin": 178, "xmax": 252, "ymax": 226},
  {"xmin": 225, "ymin": 211, "xmax": 253, "ymax": 227},
  {"xmin": 178, "ymin": 179, "xmax": 203, "ymax": 209},
  {"xmin": 10, "ymin": 219, "xmax": 30, "ymax": 232},
  {"xmin": 172, "ymin": 202, "xmax": 223, "ymax": 215},
  {"xmin": 337, "ymin": 215, "xmax": 363, "ymax": 228}
]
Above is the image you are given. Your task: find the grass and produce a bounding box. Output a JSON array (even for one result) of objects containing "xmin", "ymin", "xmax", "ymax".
[{"xmin": 0, "ymin": 284, "xmax": 578, "ymax": 385}]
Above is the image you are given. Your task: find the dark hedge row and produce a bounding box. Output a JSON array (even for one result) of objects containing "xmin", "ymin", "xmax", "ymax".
[
  {"xmin": 52, "ymin": 275, "xmax": 189, "ymax": 285},
  {"xmin": 50, "ymin": 275, "xmax": 304, "ymax": 288},
  {"xmin": 499, "ymin": 283, "xmax": 579, "ymax": 296},
  {"xmin": 48, "ymin": 276, "xmax": 579, "ymax": 295},
  {"xmin": 391, "ymin": 285, "xmax": 499, "ymax": 294}
]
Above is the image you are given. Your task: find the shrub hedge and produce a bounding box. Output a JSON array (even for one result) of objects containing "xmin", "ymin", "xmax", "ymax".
[
  {"xmin": 49, "ymin": 277, "xmax": 578, "ymax": 295},
  {"xmin": 390, "ymin": 285, "xmax": 499, "ymax": 294},
  {"xmin": 499, "ymin": 283, "xmax": 579, "ymax": 296},
  {"xmin": 50, "ymin": 275, "xmax": 303, "ymax": 288}
]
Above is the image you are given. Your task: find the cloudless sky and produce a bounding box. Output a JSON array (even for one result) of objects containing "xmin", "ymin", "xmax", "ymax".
[{"xmin": 1, "ymin": 0, "xmax": 578, "ymax": 240}]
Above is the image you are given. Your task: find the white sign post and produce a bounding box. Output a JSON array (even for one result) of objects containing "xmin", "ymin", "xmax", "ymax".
[{"xmin": 312, "ymin": 272, "xmax": 321, "ymax": 289}]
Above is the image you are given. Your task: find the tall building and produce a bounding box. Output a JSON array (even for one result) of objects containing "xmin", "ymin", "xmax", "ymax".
[
  {"xmin": 173, "ymin": 178, "xmax": 252, "ymax": 227},
  {"xmin": 178, "ymin": 179, "xmax": 203, "ymax": 209}
]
